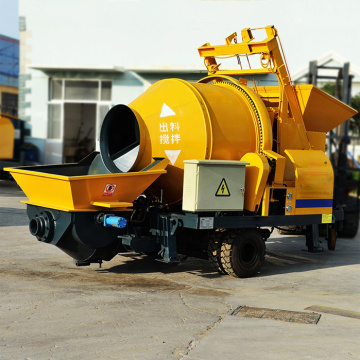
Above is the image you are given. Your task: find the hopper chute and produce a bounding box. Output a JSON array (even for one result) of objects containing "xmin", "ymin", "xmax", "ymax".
[{"xmin": 295, "ymin": 84, "xmax": 357, "ymax": 133}]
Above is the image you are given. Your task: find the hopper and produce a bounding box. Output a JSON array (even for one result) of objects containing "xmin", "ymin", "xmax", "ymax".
[
  {"xmin": 5, "ymin": 153, "xmax": 168, "ymax": 212},
  {"xmin": 295, "ymin": 85, "xmax": 357, "ymax": 133}
]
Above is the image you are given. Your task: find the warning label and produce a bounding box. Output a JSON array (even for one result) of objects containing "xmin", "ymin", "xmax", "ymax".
[
  {"xmin": 215, "ymin": 178, "xmax": 230, "ymax": 197},
  {"xmin": 103, "ymin": 184, "xmax": 117, "ymax": 196}
]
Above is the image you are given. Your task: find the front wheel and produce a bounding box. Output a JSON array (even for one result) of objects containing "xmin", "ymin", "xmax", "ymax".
[{"xmin": 220, "ymin": 231, "xmax": 265, "ymax": 278}]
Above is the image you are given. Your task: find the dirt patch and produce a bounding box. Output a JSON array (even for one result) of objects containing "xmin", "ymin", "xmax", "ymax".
[
  {"xmin": 3, "ymin": 266, "xmax": 229, "ymax": 297},
  {"xmin": 184, "ymin": 287, "xmax": 228, "ymax": 297}
]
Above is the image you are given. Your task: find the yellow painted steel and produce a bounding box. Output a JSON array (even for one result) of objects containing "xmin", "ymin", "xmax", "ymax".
[
  {"xmin": 199, "ymin": 25, "xmax": 310, "ymax": 153},
  {"xmin": 262, "ymin": 150, "xmax": 286, "ymax": 185},
  {"xmin": 295, "ymin": 85, "xmax": 357, "ymax": 133},
  {"xmin": 255, "ymin": 85, "xmax": 356, "ymax": 152},
  {"xmin": 0, "ymin": 114, "xmax": 15, "ymax": 159},
  {"xmin": 261, "ymin": 186, "xmax": 294, "ymax": 216},
  {"xmin": 240, "ymin": 153, "xmax": 270, "ymax": 212},
  {"xmin": 90, "ymin": 201, "xmax": 133, "ymax": 209},
  {"xmin": 127, "ymin": 77, "xmax": 272, "ymax": 203},
  {"xmin": 285, "ymin": 187, "xmax": 296, "ymax": 215},
  {"xmin": 285, "ymin": 150, "xmax": 333, "ymax": 215},
  {"xmin": 196, "ymin": 75, "xmax": 273, "ymax": 153},
  {"xmin": 255, "ymin": 85, "xmax": 357, "ymax": 132},
  {"xmin": 196, "ymin": 26, "xmax": 357, "ymax": 215},
  {"xmin": 306, "ymin": 132, "xmax": 326, "ymax": 152},
  {"xmin": 6, "ymin": 166, "xmax": 167, "ymax": 212},
  {"xmin": 127, "ymin": 78, "xmax": 212, "ymax": 176},
  {"xmin": 261, "ymin": 187, "xmax": 271, "ymax": 216}
]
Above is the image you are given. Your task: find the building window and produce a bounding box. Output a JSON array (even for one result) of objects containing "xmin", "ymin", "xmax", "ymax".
[
  {"xmin": 101, "ymin": 81, "xmax": 112, "ymax": 101},
  {"xmin": 1, "ymin": 92, "xmax": 18, "ymax": 116},
  {"xmin": 49, "ymin": 79, "xmax": 112, "ymax": 102},
  {"xmin": 48, "ymin": 104, "xmax": 62, "ymax": 139},
  {"xmin": 47, "ymin": 78, "xmax": 112, "ymax": 162},
  {"xmin": 65, "ymin": 80, "xmax": 99, "ymax": 101},
  {"xmin": 50, "ymin": 80, "xmax": 62, "ymax": 100}
]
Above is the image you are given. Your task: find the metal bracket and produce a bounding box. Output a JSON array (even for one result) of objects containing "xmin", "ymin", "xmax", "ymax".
[{"xmin": 156, "ymin": 215, "xmax": 179, "ymax": 263}]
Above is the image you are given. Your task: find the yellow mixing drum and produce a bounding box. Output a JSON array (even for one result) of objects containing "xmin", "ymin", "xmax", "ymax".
[{"xmin": 100, "ymin": 77, "xmax": 273, "ymax": 203}]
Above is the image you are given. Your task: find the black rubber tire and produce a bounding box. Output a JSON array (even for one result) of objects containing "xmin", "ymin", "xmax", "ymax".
[
  {"xmin": 338, "ymin": 196, "xmax": 359, "ymax": 238},
  {"xmin": 339, "ymin": 213, "xmax": 359, "ymax": 238},
  {"xmin": 327, "ymin": 227, "xmax": 336, "ymax": 251},
  {"xmin": 220, "ymin": 231, "xmax": 265, "ymax": 278},
  {"xmin": 207, "ymin": 230, "xmax": 227, "ymax": 275}
]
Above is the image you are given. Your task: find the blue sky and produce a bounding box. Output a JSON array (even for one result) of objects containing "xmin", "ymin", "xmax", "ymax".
[{"xmin": 0, "ymin": 0, "xmax": 19, "ymax": 39}]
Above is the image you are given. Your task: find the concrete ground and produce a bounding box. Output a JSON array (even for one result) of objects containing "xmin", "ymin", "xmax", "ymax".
[{"xmin": 0, "ymin": 180, "xmax": 359, "ymax": 360}]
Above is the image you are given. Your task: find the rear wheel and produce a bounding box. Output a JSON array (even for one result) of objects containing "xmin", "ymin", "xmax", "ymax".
[
  {"xmin": 338, "ymin": 196, "xmax": 359, "ymax": 238},
  {"xmin": 207, "ymin": 230, "xmax": 227, "ymax": 275},
  {"xmin": 339, "ymin": 213, "xmax": 359, "ymax": 238},
  {"xmin": 220, "ymin": 230, "xmax": 265, "ymax": 278}
]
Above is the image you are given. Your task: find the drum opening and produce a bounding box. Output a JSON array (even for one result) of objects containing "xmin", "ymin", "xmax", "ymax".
[{"xmin": 100, "ymin": 104, "xmax": 140, "ymax": 173}]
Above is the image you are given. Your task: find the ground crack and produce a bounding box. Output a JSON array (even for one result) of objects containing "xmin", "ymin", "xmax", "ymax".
[{"xmin": 178, "ymin": 313, "xmax": 227, "ymax": 359}]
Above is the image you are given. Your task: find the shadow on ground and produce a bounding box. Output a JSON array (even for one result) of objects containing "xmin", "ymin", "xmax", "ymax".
[{"xmin": 101, "ymin": 235, "xmax": 359, "ymax": 279}]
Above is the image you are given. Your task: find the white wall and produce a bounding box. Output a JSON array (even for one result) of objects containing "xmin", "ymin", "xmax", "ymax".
[
  {"xmin": 19, "ymin": 0, "xmax": 360, "ymax": 74},
  {"xmin": 112, "ymin": 72, "xmax": 146, "ymax": 105},
  {"xmin": 24, "ymin": 68, "xmax": 48, "ymax": 139},
  {"xmin": 18, "ymin": 0, "xmax": 360, "ymax": 163}
]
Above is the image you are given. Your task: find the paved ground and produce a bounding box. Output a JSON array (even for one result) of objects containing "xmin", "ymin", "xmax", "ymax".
[{"xmin": 0, "ymin": 180, "xmax": 359, "ymax": 360}]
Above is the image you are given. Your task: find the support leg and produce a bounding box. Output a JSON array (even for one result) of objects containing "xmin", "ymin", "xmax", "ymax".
[
  {"xmin": 157, "ymin": 215, "xmax": 179, "ymax": 263},
  {"xmin": 306, "ymin": 224, "xmax": 323, "ymax": 252}
]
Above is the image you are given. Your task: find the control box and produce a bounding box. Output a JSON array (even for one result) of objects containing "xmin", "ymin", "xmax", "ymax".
[{"xmin": 182, "ymin": 160, "xmax": 248, "ymax": 212}]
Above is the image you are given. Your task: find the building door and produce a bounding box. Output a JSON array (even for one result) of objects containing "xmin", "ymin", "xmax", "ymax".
[
  {"xmin": 46, "ymin": 79, "xmax": 112, "ymax": 164},
  {"xmin": 63, "ymin": 103, "xmax": 96, "ymax": 163}
]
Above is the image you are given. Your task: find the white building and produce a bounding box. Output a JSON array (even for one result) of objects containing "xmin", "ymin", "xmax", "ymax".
[
  {"xmin": 18, "ymin": 0, "xmax": 360, "ymax": 164},
  {"xmin": 292, "ymin": 52, "xmax": 360, "ymax": 96},
  {"xmin": 24, "ymin": 65, "xmax": 206, "ymax": 164}
]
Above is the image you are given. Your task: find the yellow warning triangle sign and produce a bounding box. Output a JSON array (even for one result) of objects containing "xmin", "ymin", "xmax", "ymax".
[{"xmin": 215, "ymin": 178, "xmax": 230, "ymax": 196}]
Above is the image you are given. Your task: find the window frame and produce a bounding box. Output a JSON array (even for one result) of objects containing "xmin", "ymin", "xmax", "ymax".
[{"xmin": 47, "ymin": 78, "xmax": 112, "ymax": 141}]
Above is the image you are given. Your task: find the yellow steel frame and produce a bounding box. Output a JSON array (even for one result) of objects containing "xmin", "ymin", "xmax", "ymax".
[
  {"xmin": 197, "ymin": 26, "xmax": 354, "ymax": 217},
  {"xmin": 198, "ymin": 25, "xmax": 310, "ymax": 152}
]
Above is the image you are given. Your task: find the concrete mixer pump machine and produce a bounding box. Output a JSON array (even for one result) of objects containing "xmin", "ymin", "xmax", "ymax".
[{"xmin": 6, "ymin": 26, "xmax": 357, "ymax": 278}]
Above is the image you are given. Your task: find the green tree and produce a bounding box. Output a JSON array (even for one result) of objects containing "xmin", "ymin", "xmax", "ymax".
[
  {"xmin": 350, "ymin": 93, "xmax": 360, "ymax": 134},
  {"xmin": 321, "ymin": 82, "xmax": 336, "ymax": 96}
]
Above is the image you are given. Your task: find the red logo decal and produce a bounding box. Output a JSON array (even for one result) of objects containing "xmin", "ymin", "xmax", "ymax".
[{"xmin": 103, "ymin": 184, "xmax": 117, "ymax": 196}]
